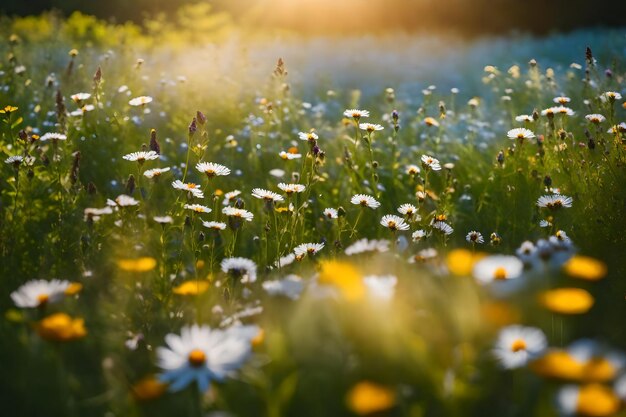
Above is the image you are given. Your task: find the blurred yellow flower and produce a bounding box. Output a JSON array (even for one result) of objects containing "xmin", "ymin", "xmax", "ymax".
[
  {"xmin": 532, "ymin": 350, "xmax": 618, "ymax": 383},
  {"xmin": 117, "ymin": 257, "xmax": 157, "ymax": 272},
  {"xmin": 446, "ymin": 249, "xmax": 486, "ymax": 276},
  {"xmin": 574, "ymin": 384, "xmax": 620, "ymax": 417},
  {"xmin": 36, "ymin": 313, "xmax": 86, "ymax": 342},
  {"xmin": 0, "ymin": 105, "xmax": 18, "ymax": 114},
  {"xmin": 346, "ymin": 381, "xmax": 396, "ymax": 415},
  {"xmin": 563, "ymin": 256, "xmax": 607, "ymax": 281},
  {"xmin": 318, "ymin": 261, "xmax": 365, "ymax": 302},
  {"xmin": 531, "ymin": 350, "xmax": 585, "ymax": 381},
  {"xmin": 539, "ymin": 288, "xmax": 594, "ymax": 314},
  {"xmin": 172, "ymin": 280, "xmax": 210, "ymax": 296},
  {"xmin": 65, "ymin": 282, "xmax": 83, "ymax": 295},
  {"xmin": 251, "ymin": 328, "xmax": 264, "ymax": 347},
  {"xmin": 480, "ymin": 301, "xmax": 520, "ymax": 328},
  {"xmin": 582, "ymin": 358, "xmax": 618, "ymax": 383},
  {"xmin": 131, "ymin": 375, "xmax": 168, "ymax": 402},
  {"xmin": 424, "ymin": 117, "xmax": 440, "ymax": 127}
]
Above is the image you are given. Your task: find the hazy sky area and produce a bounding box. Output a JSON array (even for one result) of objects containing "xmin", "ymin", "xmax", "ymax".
[{"xmin": 2, "ymin": 0, "xmax": 626, "ymax": 36}]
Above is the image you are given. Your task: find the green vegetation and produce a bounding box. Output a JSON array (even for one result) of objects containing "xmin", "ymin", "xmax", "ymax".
[{"xmin": 1, "ymin": 13, "xmax": 625, "ymax": 417}]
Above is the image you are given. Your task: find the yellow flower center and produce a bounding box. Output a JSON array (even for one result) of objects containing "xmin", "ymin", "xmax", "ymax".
[
  {"xmin": 187, "ymin": 183, "xmax": 197, "ymax": 189},
  {"xmin": 517, "ymin": 133, "xmax": 525, "ymax": 139},
  {"xmin": 188, "ymin": 349, "xmax": 206, "ymax": 367},
  {"xmin": 493, "ymin": 267, "xmax": 508, "ymax": 280},
  {"xmin": 511, "ymin": 339, "xmax": 527, "ymax": 352},
  {"xmin": 37, "ymin": 293, "xmax": 50, "ymax": 305}
]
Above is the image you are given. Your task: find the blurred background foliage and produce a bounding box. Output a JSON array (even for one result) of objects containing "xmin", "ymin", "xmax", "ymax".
[{"xmin": 1, "ymin": 0, "xmax": 626, "ymax": 37}]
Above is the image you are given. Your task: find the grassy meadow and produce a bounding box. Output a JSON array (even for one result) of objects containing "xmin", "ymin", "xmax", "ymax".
[{"xmin": 1, "ymin": 11, "xmax": 626, "ymax": 417}]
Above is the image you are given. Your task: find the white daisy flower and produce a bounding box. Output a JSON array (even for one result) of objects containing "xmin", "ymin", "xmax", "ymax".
[
  {"xmin": 405, "ymin": 164, "xmax": 421, "ymax": 175},
  {"xmin": 84, "ymin": 206, "xmax": 113, "ymax": 222},
  {"xmin": 144, "ymin": 167, "xmax": 171, "ymax": 178},
  {"xmin": 71, "ymin": 92, "xmax": 91, "ymax": 102},
  {"xmin": 466, "ymin": 231, "xmax": 484, "ymax": 244},
  {"xmin": 222, "ymin": 190, "xmax": 242, "ymax": 206},
  {"xmin": 298, "ymin": 131, "xmax": 318, "ymax": 142},
  {"xmin": 123, "ymin": 151, "xmax": 159, "ymax": 163},
  {"xmin": 115, "ymin": 194, "xmax": 139, "ymax": 207},
  {"xmin": 202, "ymin": 221, "xmax": 227, "ymax": 230},
  {"xmin": 359, "ymin": 123, "xmax": 384, "ymax": 133},
  {"xmin": 541, "ymin": 107, "xmax": 557, "ymax": 117},
  {"xmin": 537, "ymin": 194, "xmax": 573, "ymax": 209},
  {"xmin": 607, "ymin": 122, "xmax": 626, "ymax": 134},
  {"xmin": 507, "ymin": 127, "xmax": 536, "ymax": 141},
  {"xmin": 172, "ymin": 180, "xmax": 204, "ymax": 199},
  {"xmin": 473, "ymin": 255, "xmax": 523, "ymax": 284},
  {"xmin": 196, "ymin": 162, "xmax": 231, "ymax": 178},
  {"xmin": 5, "ymin": 155, "xmax": 24, "ymax": 166},
  {"xmin": 351, "ymin": 194, "xmax": 381, "ymax": 209},
  {"xmin": 154, "ymin": 215, "xmax": 173, "ymax": 224},
  {"xmin": 323, "ymin": 208, "xmax": 338, "ymax": 219},
  {"xmin": 554, "ymin": 230, "xmax": 571, "ymax": 243},
  {"xmin": 343, "ymin": 109, "xmax": 370, "ymax": 119},
  {"xmin": 397, "ymin": 203, "xmax": 419, "ymax": 219},
  {"xmin": 492, "ymin": 325, "xmax": 547, "ymax": 369},
  {"xmin": 129, "ymin": 96, "xmax": 153, "ymax": 106},
  {"xmin": 269, "ymin": 169, "xmax": 285, "ymax": 178},
  {"xmin": 553, "ymin": 96, "xmax": 571, "ymax": 104},
  {"xmin": 421, "ymin": 154, "xmax": 441, "ymax": 171},
  {"xmin": 432, "ymin": 221, "xmax": 453, "ymax": 235},
  {"xmin": 515, "ymin": 114, "xmax": 534, "ymax": 122},
  {"xmin": 11, "ymin": 279, "xmax": 71, "ymax": 308},
  {"xmin": 409, "ymin": 248, "xmax": 438, "ymax": 263},
  {"xmin": 539, "ymin": 219, "xmax": 552, "ymax": 228},
  {"xmin": 156, "ymin": 324, "xmax": 258, "ymax": 392},
  {"xmin": 262, "ymin": 275, "xmax": 304, "ymax": 300},
  {"xmin": 70, "ymin": 104, "xmax": 95, "ymax": 116},
  {"xmin": 380, "ymin": 214, "xmax": 410, "ymax": 231},
  {"xmin": 221, "ymin": 257, "xmax": 257, "ymax": 283},
  {"xmin": 275, "ymin": 253, "xmax": 296, "ymax": 268},
  {"xmin": 516, "ymin": 240, "xmax": 537, "ymax": 264},
  {"xmin": 344, "ymin": 238, "xmax": 390, "ymax": 255},
  {"xmin": 601, "ymin": 91, "xmax": 622, "ymax": 101},
  {"xmin": 293, "ymin": 242, "xmax": 325, "ymax": 258},
  {"xmin": 363, "ymin": 275, "xmax": 397, "ymax": 301},
  {"xmin": 412, "ymin": 230, "xmax": 427, "ymax": 242},
  {"xmin": 553, "ymin": 106, "xmax": 575, "ymax": 116},
  {"xmin": 222, "ymin": 206, "xmax": 254, "ymax": 222},
  {"xmin": 40, "ymin": 132, "xmax": 67, "ymax": 142},
  {"xmin": 556, "ymin": 386, "xmax": 582, "ymax": 416},
  {"xmin": 184, "ymin": 204, "xmax": 212, "ymax": 214},
  {"xmin": 251, "ymin": 188, "xmax": 284, "ymax": 202},
  {"xmin": 277, "ymin": 183, "xmax": 306, "ymax": 195},
  {"xmin": 585, "ymin": 114, "xmax": 606, "ymax": 124},
  {"xmin": 279, "ymin": 151, "xmax": 302, "ymax": 160}
]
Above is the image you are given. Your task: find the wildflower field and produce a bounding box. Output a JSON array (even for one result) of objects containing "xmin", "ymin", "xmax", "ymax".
[{"xmin": 1, "ymin": 11, "xmax": 626, "ymax": 417}]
